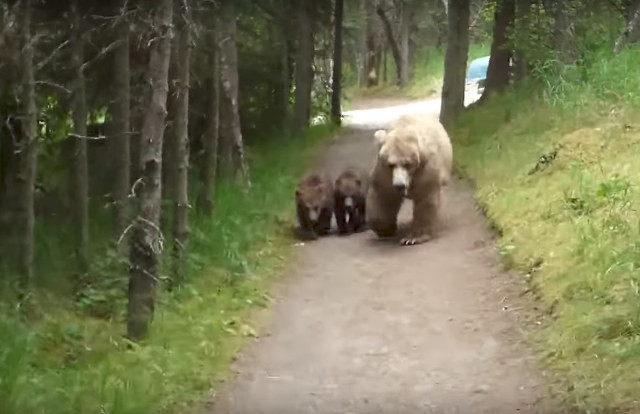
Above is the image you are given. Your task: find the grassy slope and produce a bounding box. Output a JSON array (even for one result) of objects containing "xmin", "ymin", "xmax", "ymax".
[
  {"xmin": 0, "ymin": 123, "xmax": 338, "ymax": 414},
  {"xmin": 452, "ymin": 48, "xmax": 640, "ymax": 412}
]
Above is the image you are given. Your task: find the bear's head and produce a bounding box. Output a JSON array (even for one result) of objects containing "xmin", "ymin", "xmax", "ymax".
[
  {"xmin": 335, "ymin": 172, "xmax": 362, "ymax": 208},
  {"xmin": 295, "ymin": 176, "xmax": 328, "ymax": 222},
  {"xmin": 374, "ymin": 127, "xmax": 423, "ymax": 196}
]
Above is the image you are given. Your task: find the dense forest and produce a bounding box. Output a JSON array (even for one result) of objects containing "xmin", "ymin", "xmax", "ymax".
[{"xmin": 2, "ymin": 0, "xmax": 640, "ymax": 412}]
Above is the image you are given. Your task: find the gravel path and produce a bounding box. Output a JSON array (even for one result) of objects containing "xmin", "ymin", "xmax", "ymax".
[{"xmin": 207, "ymin": 97, "xmax": 553, "ymax": 414}]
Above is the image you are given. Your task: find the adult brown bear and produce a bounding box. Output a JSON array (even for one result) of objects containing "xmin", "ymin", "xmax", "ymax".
[
  {"xmin": 294, "ymin": 172, "xmax": 334, "ymax": 240},
  {"xmin": 365, "ymin": 114, "xmax": 453, "ymax": 246}
]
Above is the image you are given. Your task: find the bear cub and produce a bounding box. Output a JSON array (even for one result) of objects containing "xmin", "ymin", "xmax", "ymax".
[
  {"xmin": 334, "ymin": 168, "xmax": 368, "ymax": 235},
  {"xmin": 295, "ymin": 172, "xmax": 334, "ymax": 240}
]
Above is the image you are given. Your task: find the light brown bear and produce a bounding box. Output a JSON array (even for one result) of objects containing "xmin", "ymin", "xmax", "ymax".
[{"xmin": 365, "ymin": 113, "xmax": 453, "ymax": 246}]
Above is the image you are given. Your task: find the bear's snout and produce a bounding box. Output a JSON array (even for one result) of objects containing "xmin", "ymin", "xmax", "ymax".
[
  {"xmin": 391, "ymin": 166, "xmax": 410, "ymax": 196},
  {"xmin": 393, "ymin": 183, "xmax": 407, "ymax": 193}
]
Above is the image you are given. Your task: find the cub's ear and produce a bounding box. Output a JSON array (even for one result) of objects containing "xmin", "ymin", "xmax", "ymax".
[
  {"xmin": 295, "ymin": 189, "xmax": 301, "ymax": 198},
  {"xmin": 374, "ymin": 130, "xmax": 387, "ymax": 147}
]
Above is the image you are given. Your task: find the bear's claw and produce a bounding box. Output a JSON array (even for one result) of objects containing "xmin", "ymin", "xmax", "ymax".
[{"xmin": 400, "ymin": 233, "xmax": 432, "ymax": 246}]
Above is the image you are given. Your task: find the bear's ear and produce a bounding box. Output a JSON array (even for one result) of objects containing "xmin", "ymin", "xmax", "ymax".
[
  {"xmin": 374, "ymin": 130, "xmax": 387, "ymax": 147},
  {"xmin": 295, "ymin": 189, "xmax": 301, "ymax": 198}
]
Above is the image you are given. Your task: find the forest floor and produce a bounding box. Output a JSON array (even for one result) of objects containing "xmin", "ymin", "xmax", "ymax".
[{"xmin": 204, "ymin": 96, "xmax": 557, "ymax": 413}]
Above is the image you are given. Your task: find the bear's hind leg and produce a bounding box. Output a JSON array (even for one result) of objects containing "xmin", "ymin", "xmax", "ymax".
[{"xmin": 401, "ymin": 187, "xmax": 441, "ymax": 246}]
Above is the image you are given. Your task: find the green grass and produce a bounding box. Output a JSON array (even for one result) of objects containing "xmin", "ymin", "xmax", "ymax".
[
  {"xmin": 0, "ymin": 123, "xmax": 338, "ymax": 414},
  {"xmin": 452, "ymin": 46, "xmax": 640, "ymax": 412}
]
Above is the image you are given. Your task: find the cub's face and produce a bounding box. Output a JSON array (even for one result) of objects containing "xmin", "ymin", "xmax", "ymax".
[
  {"xmin": 374, "ymin": 129, "xmax": 421, "ymax": 196},
  {"xmin": 336, "ymin": 175, "xmax": 362, "ymax": 209},
  {"xmin": 296, "ymin": 189, "xmax": 323, "ymax": 221}
]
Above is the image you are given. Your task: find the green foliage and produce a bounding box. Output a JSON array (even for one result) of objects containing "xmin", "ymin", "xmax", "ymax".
[
  {"xmin": 0, "ymin": 123, "xmax": 337, "ymax": 414},
  {"xmin": 452, "ymin": 34, "xmax": 640, "ymax": 412}
]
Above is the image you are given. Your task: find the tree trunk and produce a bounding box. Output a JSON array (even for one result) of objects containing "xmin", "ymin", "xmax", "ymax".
[
  {"xmin": 375, "ymin": 4, "xmax": 403, "ymax": 86},
  {"xmin": 364, "ymin": 0, "xmax": 379, "ymax": 87},
  {"xmin": 277, "ymin": 0, "xmax": 292, "ymax": 132},
  {"xmin": 279, "ymin": 33, "xmax": 291, "ymax": 131},
  {"xmin": 218, "ymin": 3, "xmax": 251, "ymax": 187},
  {"xmin": 514, "ymin": 0, "xmax": 532, "ymax": 82},
  {"xmin": 358, "ymin": 0, "xmax": 367, "ymax": 87},
  {"xmin": 439, "ymin": 0, "xmax": 470, "ymax": 129},
  {"xmin": 293, "ymin": 0, "xmax": 315, "ymax": 134},
  {"xmin": 545, "ymin": 0, "xmax": 577, "ymax": 64},
  {"xmin": 483, "ymin": 0, "xmax": 515, "ymax": 97},
  {"xmin": 169, "ymin": 0, "xmax": 191, "ymax": 284},
  {"xmin": 197, "ymin": 24, "xmax": 220, "ymax": 216},
  {"xmin": 614, "ymin": 0, "xmax": 640, "ymax": 54},
  {"xmin": 399, "ymin": 0, "xmax": 411, "ymax": 86},
  {"xmin": 382, "ymin": 44, "xmax": 388, "ymax": 83},
  {"xmin": 110, "ymin": 2, "xmax": 131, "ymax": 239},
  {"xmin": 71, "ymin": 0, "xmax": 90, "ymax": 278},
  {"xmin": 127, "ymin": 0, "xmax": 173, "ymax": 341},
  {"xmin": 330, "ymin": 0, "xmax": 344, "ymax": 125},
  {"xmin": 16, "ymin": 0, "xmax": 37, "ymax": 288}
]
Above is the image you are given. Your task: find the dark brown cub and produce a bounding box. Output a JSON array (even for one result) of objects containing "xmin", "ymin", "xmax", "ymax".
[{"xmin": 334, "ymin": 168, "xmax": 368, "ymax": 235}]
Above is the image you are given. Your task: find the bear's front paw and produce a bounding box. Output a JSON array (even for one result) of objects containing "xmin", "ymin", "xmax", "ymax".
[{"xmin": 400, "ymin": 232, "xmax": 432, "ymax": 246}]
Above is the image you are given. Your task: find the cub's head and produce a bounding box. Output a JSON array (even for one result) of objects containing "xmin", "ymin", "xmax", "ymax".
[
  {"xmin": 296, "ymin": 175, "xmax": 328, "ymax": 222},
  {"xmin": 374, "ymin": 127, "xmax": 422, "ymax": 195},
  {"xmin": 335, "ymin": 171, "xmax": 363, "ymax": 208}
]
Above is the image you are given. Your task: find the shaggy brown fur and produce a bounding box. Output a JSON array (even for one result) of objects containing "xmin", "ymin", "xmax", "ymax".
[
  {"xmin": 295, "ymin": 172, "xmax": 334, "ymax": 240},
  {"xmin": 334, "ymin": 168, "xmax": 368, "ymax": 235}
]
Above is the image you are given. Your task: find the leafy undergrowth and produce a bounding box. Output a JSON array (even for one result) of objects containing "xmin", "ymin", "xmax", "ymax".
[
  {"xmin": 0, "ymin": 123, "xmax": 338, "ymax": 414},
  {"xmin": 452, "ymin": 48, "xmax": 640, "ymax": 412}
]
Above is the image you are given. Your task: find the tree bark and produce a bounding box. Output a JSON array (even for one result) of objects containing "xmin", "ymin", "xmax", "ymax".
[
  {"xmin": 71, "ymin": 0, "xmax": 90, "ymax": 277},
  {"xmin": 358, "ymin": 0, "xmax": 367, "ymax": 87},
  {"xmin": 364, "ymin": 0, "xmax": 379, "ymax": 87},
  {"xmin": 292, "ymin": 0, "xmax": 315, "ymax": 134},
  {"xmin": 544, "ymin": 0, "xmax": 577, "ymax": 64},
  {"xmin": 197, "ymin": 23, "xmax": 220, "ymax": 216},
  {"xmin": 127, "ymin": 0, "xmax": 173, "ymax": 341},
  {"xmin": 169, "ymin": 0, "xmax": 191, "ymax": 283},
  {"xmin": 218, "ymin": 2, "xmax": 251, "ymax": 187},
  {"xmin": 277, "ymin": 0, "xmax": 293, "ymax": 132},
  {"xmin": 110, "ymin": 2, "xmax": 131, "ymax": 239},
  {"xmin": 16, "ymin": 0, "xmax": 37, "ymax": 288},
  {"xmin": 439, "ymin": 0, "xmax": 470, "ymax": 129},
  {"xmin": 614, "ymin": 0, "xmax": 640, "ymax": 54},
  {"xmin": 375, "ymin": 4, "xmax": 403, "ymax": 86},
  {"xmin": 399, "ymin": 0, "xmax": 411, "ymax": 86},
  {"xmin": 483, "ymin": 0, "xmax": 515, "ymax": 97},
  {"xmin": 514, "ymin": 0, "xmax": 532, "ymax": 82},
  {"xmin": 330, "ymin": 0, "xmax": 344, "ymax": 125}
]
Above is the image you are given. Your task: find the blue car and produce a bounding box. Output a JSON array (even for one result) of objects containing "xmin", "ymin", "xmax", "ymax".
[
  {"xmin": 466, "ymin": 55, "xmax": 490, "ymax": 94},
  {"xmin": 466, "ymin": 55, "xmax": 515, "ymax": 94}
]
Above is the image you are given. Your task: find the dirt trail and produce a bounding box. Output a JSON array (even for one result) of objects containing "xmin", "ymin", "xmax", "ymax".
[{"xmin": 207, "ymin": 99, "xmax": 553, "ymax": 414}]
